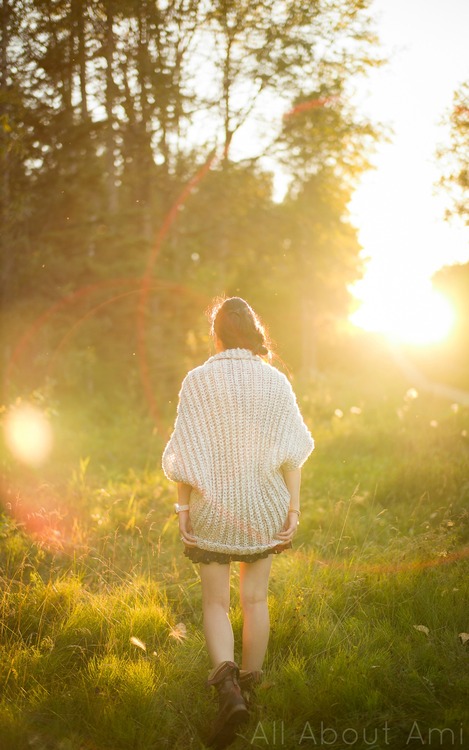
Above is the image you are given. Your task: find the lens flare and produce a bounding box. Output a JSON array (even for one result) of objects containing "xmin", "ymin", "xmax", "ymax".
[{"xmin": 4, "ymin": 404, "xmax": 53, "ymax": 466}]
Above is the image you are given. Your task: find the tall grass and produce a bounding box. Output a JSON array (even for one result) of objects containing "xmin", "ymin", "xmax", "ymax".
[{"xmin": 1, "ymin": 358, "xmax": 468, "ymax": 749}]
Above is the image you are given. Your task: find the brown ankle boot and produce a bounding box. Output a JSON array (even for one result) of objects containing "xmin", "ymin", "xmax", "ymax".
[
  {"xmin": 239, "ymin": 669, "xmax": 263, "ymax": 690},
  {"xmin": 238, "ymin": 670, "xmax": 263, "ymax": 707},
  {"xmin": 206, "ymin": 660, "xmax": 249, "ymax": 749}
]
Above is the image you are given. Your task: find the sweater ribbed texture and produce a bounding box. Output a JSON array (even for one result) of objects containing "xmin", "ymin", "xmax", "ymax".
[{"xmin": 162, "ymin": 348, "xmax": 314, "ymax": 554}]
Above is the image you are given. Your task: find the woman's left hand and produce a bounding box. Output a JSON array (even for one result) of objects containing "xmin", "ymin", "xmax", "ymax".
[
  {"xmin": 178, "ymin": 510, "xmax": 198, "ymax": 546},
  {"xmin": 274, "ymin": 511, "xmax": 299, "ymax": 543}
]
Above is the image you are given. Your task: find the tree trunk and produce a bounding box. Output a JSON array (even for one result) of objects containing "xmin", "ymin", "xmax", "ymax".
[
  {"xmin": 137, "ymin": 0, "xmax": 152, "ymax": 244},
  {"xmin": 104, "ymin": 0, "xmax": 117, "ymax": 217},
  {"xmin": 47, "ymin": 3, "xmax": 72, "ymax": 116},
  {"xmin": 0, "ymin": 0, "xmax": 11, "ymax": 303},
  {"xmin": 301, "ymin": 297, "xmax": 317, "ymax": 377},
  {"xmin": 218, "ymin": 31, "xmax": 234, "ymax": 286},
  {"xmin": 222, "ymin": 30, "xmax": 233, "ymax": 160},
  {"xmin": 75, "ymin": 0, "xmax": 88, "ymax": 120}
]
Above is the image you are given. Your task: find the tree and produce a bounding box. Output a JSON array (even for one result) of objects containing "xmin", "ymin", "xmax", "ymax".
[
  {"xmin": 1, "ymin": 0, "xmax": 384, "ymax": 406},
  {"xmin": 413, "ymin": 262, "xmax": 469, "ymax": 390},
  {"xmin": 437, "ymin": 80, "xmax": 469, "ymax": 225},
  {"xmin": 433, "ymin": 262, "xmax": 469, "ymax": 340}
]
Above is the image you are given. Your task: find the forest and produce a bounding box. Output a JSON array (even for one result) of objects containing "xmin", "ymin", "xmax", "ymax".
[
  {"xmin": 2, "ymin": 1, "xmax": 468, "ymax": 410},
  {"xmin": 1, "ymin": 0, "xmax": 382, "ymax": 396}
]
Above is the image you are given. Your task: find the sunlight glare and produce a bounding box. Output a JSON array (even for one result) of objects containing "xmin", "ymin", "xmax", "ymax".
[
  {"xmin": 4, "ymin": 404, "xmax": 53, "ymax": 466},
  {"xmin": 350, "ymin": 284, "xmax": 456, "ymax": 345}
]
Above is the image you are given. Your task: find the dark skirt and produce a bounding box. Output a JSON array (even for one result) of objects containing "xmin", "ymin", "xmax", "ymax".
[{"xmin": 183, "ymin": 541, "xmax": 292, "ymax": 564}]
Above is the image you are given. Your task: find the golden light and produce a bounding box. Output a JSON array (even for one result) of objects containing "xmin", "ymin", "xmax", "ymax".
[
  {"xmin": 350, "ymin": 283, "xmax": 456, "ymax": 346},
  {"xmin": 4, "ymin": 404, "xmax": 53, "ymax": 466}
]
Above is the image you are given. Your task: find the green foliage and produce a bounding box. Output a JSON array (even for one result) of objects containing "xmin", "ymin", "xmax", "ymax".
[
  {"xmin": 1, "ymin": 0, "xmax": 383, "ymax": 399},
  {"xmin": 1, "ymin": 353, "xmax": 469, "ymax": 749},
  {"xmin": 437, "ymin": 80, "xmax": 469, "ymax": 224}
]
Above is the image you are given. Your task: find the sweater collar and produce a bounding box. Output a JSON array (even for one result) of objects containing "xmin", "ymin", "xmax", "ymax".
[{"xmin": 206, "ymin": 348, "xmax": 261, "ymax": 365}]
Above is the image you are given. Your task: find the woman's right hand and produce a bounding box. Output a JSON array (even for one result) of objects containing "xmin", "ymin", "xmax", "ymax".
[{"xmin": 178, "ymin": 510, "xmax": 198, "ymax": 546}]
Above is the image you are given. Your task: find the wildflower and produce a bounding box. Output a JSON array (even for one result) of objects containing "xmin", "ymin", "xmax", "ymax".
[
  {"xmin": 350, "ymin": 406, "xmax": 362, "ymax": 415},
  {"xmin": 405, "ymin": 388, "xmax": 418, "ymax": 400},
  {"xmin": 430, "ymin": 420, "xmax": 438, "ymax": 428},
  {"xmin": 334, "ymin": 408, "xmax": 343, "ymax": 419}
]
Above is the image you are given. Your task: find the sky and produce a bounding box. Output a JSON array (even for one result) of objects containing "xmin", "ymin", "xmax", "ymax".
[{"xmin": 348, "ymin": 0, "xmax": 469, "ymax": 340}]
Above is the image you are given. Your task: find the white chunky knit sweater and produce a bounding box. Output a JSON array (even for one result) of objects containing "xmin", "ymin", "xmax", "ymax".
[{"xmin": 162, "ymin": 348, "xmax": 314, "ymax": 554}]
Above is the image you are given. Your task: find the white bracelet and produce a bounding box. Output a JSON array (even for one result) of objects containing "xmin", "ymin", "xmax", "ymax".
[{"xmin": 174, "ymin": 503, "xmax": 190, "ymax": 514}]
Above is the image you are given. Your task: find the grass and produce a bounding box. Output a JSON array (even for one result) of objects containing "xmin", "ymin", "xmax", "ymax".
[{"xmin": 1, "ymin": 351, "xmax": 469, "ymax": 750}]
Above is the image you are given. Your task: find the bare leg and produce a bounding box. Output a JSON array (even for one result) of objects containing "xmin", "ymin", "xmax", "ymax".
[
  {"xmin": 239, "ymin": 555, "xmax": 273, "ymax": 672},
  {"xmin": 199, "ymin": 562, "xmax": 234, "ymax": 668}
]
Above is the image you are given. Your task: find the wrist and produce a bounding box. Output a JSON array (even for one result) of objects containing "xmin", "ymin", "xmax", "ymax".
[
  {"xmin": 288, "ymin": 508, "xmax": 300, "ymax": 516},
  {"xmin": 174, "ymin": 503, "xmax": 190, "ymax": 514}
]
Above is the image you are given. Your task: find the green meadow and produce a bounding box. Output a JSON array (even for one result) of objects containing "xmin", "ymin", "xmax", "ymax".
[{"xmin": 1, "ymin": 342, "xmax": 468, "ymax": 750}]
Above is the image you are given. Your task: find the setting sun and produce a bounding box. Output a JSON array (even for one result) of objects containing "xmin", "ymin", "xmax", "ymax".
[{"xmin": 350, "ymin": 283, "xmax": 456, "ymax": 345}]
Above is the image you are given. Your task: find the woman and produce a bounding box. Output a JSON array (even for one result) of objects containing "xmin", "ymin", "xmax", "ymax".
[{"xmin": 162, "ymin": 296, "xmax": 314, "ymax": 749}]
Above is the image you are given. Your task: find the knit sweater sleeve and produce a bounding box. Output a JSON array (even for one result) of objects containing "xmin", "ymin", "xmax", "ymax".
[
  {"xmin": 161, "ymin": 373, "xmax": 200, "ymax": 486},
  {"xmin": 277, "ymin": 375, "xmax": 315, "ymax": 471}
]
